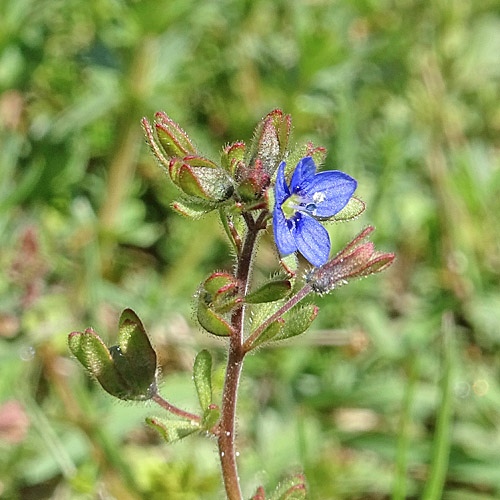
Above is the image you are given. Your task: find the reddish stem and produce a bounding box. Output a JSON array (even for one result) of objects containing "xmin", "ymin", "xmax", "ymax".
[
  {"xmin": 152, "ymin": 394, "xmax": 201, "ymax": 423},
  {"xmin": 218, "ymin": 211, "xmax": 267, "ymax": 500}
]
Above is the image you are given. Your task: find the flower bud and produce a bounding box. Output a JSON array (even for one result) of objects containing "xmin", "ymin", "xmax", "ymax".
[
  {"xmin": 307, "ymin": 226, "xmax": 395, "ymax": 294},
  {"xmin": 202, "ymin": 272, "xmax": 238, "ymax": 308},
  {"xmin": 236, "ymin": 158, "xmax": 271, "ymax": 201},
  {"xmin": 247, "ymin": 109, "xmax": 291, "ymax": 174},
  {"xmin": 197, "ymin": 273, "xmax": 238, "ymax": 336},
  {"xmin": 142, "ymin": 114, "xmax": 234, "ymax": 204},
  {"xmin": 153, "ymin": 111, "xmax": 197, "ymax": 158},
  {"xmin": 168, "ymin": 156, "xmax": 234, "ymax": 202},
  {"xmin": 236, "ymin": 109, "xmax": 291, "ymax": 201},
  {"xmin": 221, "ymin": 142, "xmax": 245, "ymax": 175}
]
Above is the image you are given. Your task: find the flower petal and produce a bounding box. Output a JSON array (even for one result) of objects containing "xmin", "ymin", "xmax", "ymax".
[
  {"xmin": 274, "ymin": 161, "xmax": 290, "ymax": 205},
  {"xmin": 290, "ymin": 157, "xmax": 317, "ymax": 193},
  {"xmin": 293, "ymin": 213, "xmax": 330, "ymax": 266},
  {"xmin": 302, "ymin": 171, "xmax": 357, "ymax": 218},
  {"xmin": 273, "ymin": 206, "xmax": 297, "ymax": 255}
]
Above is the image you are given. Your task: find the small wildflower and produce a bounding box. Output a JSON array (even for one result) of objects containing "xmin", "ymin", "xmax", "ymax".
[{"xmin": 273, "ymin": 157, "xmax": 357, "ymax": 266}]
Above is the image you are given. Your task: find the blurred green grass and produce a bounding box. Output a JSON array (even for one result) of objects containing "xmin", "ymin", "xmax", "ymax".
[{"xmin": 1, "ymin": 0, "xmax": 500, "ymax": 498}]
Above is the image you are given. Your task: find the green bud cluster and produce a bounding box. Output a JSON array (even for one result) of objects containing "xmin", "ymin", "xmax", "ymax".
[{"xmin": 142, "ymin": 109, "xmax": 295, "ymax": 212}]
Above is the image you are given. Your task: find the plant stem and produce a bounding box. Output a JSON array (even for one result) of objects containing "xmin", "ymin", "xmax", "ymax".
[
  {"xmin": 218, "ymin": 211, "xmax": 266, "ymax": 500},
  {"xmin": 152, "ymin": 394, "xmax": 201, "ymax": 423}
]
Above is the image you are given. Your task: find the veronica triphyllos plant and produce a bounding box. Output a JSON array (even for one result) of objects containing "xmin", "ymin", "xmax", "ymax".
[{"xmin": 69, "ymin": 109, "xmax": 394, "ymax": 500}]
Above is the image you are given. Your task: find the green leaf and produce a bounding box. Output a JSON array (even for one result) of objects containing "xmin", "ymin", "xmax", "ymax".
[
  {"xmin": 325, "ymin": 197, "xmax": 365, "ymax": 222},
  {"xmin": 276, "ymin": 304, "xmax": 319, "ymax": 341},
  {"xmin": 202, "ymin": 405, "xmax": 220, "ymax": 430},
  {"xmin": 116, "ymin": 309, "xmax": 157, "ymax": 399},
  {"xmin": 68, "ymin": 329, "xmax": 130, "ymax": 400},
  {"xmin": 245, "ymin": 280, "xmax": 292, "ymax": 304},
  {"xmin": 249, "ymin": 320, "xmax": 284, "ymax": 348},
  {"xmin": 197, "ymin": 301, "xmax": 233, "ymax": 337},
  {"xmin": 193, "ymin": 350, "xmax": 212, "ymax": 411},
  {"xmin": 250, "ymin": 300, "xmax": 285, "ymax": 332},
  {"xmin": 146, "ymin": 416, "xmax": 200, "ymax": 443},
  {"xmin": 68, "ymin": 310, "xmax": 158, "ymax": 401}
]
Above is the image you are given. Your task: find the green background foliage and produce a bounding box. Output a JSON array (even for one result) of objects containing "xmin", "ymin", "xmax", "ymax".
[{"xmin": 1, "ymin": 0, "xmax": 500, "ymax": 498}]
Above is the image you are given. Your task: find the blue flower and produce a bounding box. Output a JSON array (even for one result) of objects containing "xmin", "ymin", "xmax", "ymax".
[{"xmin": 273, "ymin": 157, "xmax": 357, "ymax": 267}]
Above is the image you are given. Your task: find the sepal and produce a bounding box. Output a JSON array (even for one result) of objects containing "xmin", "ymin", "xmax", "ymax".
[
  {"xmin": 307, "ymin": 226, "xmax": 395, "ymax": 294},
  {"xmin": 171, "ymin": 199, "xmax": 213, "ymax": 218},
  {"xmin": 237, "ymin": 109, "xmax": 291, "ymax": 201},
  {"xmin": 221, "ymin": 142, "xmax": 245, "ymax": 175},
  {"xmin": 117, "ymin": 309, "xmax": 157, "ymax": 393},
  {"xmin": 154, "ymin": 111, "xmax": 197, "ymax": 158},
  {"xmin": 203, "ymin": 272, "xmax": 237, "ymax": 297},
  {"xmin": 269, "ymin": 474, "xmax": 307, "ymax": 500},
  {"xmin": 69, "ymin": 329, "xmax": 131, "ymax": 400},
  {"xmin": 236, "ymin": 158, "xmax": 270, "ymax": 201},
  {"xmin": 322, "ymin": 197, "xmax": 365, "ymax": 222},
  {"xmin": 245, "ymin": 280, "xmax": 292, "ymax": 304},
  {"xmin": 169, "ymin": 156, "xmax": 234, "ymax": 203},
  {"xmin": 284, "ymin": 142, "xmax": 326, "ymax": 177},
  {"xmin": 197, "ymin": 300, "xmax": 234, "ymax": 337},
  {"xmin": 193, "ymin": 350, "xmax": 212, "ymax": 411},
  {"xmin": 247, "ymin": 109, "xmax": 290, "ymax": 175},
  {"xmin": 201, "ymin": 272, "xmax": 239, "ymax": 313}
]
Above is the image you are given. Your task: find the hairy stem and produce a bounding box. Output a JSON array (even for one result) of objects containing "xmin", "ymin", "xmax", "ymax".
[
  {"xmin": 218, "ymin": 211, "xmax": 266, "ymax": 500},
  {"xmin": 152, "ymin": 394, "xmax": 201, "ymax": 423}
]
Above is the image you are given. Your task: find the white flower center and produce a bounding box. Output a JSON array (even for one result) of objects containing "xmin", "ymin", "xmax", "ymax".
[{"xmin": 313, "ymin": 191, "xmax": 326, "ymax": 204}]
